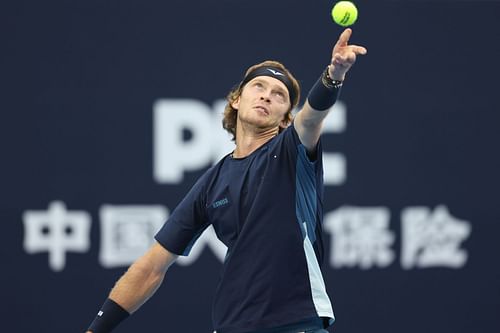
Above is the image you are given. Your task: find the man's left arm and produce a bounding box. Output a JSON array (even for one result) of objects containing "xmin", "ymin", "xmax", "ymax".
[{"xmin": 294, "ymin": 28, "xmax": 367, "ymax": 153}]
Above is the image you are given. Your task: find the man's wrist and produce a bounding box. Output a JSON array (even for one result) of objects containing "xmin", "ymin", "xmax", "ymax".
[
  {"xmin": 324, "ymin": 66, "xmax": 344, "ymax": 89},
  {"xmin": 327, "ymin": 64, "xmax": 347, "ymax": 81},
  {"xmin": 307, "ymin": 66, "xmax": 342, "ymax": 111},
  {"xmin": 87, "ymin": 298, "xmax": 130, "ymax": 333}
]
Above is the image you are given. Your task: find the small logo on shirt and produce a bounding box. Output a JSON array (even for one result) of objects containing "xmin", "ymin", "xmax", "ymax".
[
  {"xmin": 267, "ymin": 68, "xmax": 284, "ymax": 76},
  {"xmin": 212, "ymin": 197, "xmax": 229, "ymax": 208},
  {"xmin": 98, "ymin": 311, "xmax": 103, "ymax": 317}
]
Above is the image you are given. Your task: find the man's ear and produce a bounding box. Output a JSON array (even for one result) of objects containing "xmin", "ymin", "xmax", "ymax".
[
  {"xmin": 231, "ymin": 96, "xmax": 240, "ymax": 110},
  {"xmin": 279, "ymin": 114, "xmax": 292, "ymax": 129}
]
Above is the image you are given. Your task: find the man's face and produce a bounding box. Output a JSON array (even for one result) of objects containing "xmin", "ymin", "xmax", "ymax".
[{"xmin": 231, "ymin": 76, "xmax": 291, "ymax": 131}]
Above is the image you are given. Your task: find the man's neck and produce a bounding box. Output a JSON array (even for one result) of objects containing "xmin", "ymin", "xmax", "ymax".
[{"xmin": 232, "ymin": 126, "xmax": 279, "ymax": 158}]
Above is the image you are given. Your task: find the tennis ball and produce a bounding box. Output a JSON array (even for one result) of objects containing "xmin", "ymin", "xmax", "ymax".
[{"xmin": 331, "ymin": 1, "xmax": 358, "ymax": 27}]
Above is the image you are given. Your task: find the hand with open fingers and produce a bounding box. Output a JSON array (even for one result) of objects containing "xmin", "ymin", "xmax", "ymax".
[{"xmin": 329, "ymin": 28, "xmax": 367, "ymax": 81}]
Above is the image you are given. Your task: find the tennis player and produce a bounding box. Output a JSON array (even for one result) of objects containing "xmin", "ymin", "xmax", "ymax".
[{"xmin": 86, "ymin": 28, "xmax": 367, "ymax": 333}]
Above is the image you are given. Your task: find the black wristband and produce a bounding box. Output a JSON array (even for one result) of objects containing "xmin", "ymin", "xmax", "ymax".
[
  {"xmin": 88, "ymin": 298, "xmax": 130, "ymax": 333},
  {"xmin": 307, "ymin": 68, "xmax": 342, "ymax": 111}
]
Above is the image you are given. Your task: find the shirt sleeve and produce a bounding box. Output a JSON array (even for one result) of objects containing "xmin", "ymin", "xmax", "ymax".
[
  {"xmin": 155, "ymin": 172, "xmax": 211, "ymax": 256},
  {"xmin": 286, "ymin": 123, "xmax": 324, "ymax": 166}
]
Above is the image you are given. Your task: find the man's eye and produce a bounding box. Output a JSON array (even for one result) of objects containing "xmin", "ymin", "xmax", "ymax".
[{"xmin": 274, "ymin": 91, "xmax": 286, "ymax": 101}]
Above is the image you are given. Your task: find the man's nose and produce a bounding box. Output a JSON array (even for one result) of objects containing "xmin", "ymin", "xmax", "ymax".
[{"xmin": 259, "ymin": 91, "xmax": 271, "ymax": 102}]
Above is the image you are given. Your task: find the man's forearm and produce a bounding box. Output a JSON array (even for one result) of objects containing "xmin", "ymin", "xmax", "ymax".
[
  {"xmin": 85, "ymin": 262, "xmax": 164, "ymax": 333},
  {"xmin": 86, "ymin": 243, "xmax": 177, "ymax": 333},
  {"xmin": 108, "ymin": 256, "xmax": 167, "ymax": 313}
]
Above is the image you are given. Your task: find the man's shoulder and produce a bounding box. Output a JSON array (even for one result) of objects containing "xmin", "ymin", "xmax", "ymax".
[
  {"xmin": 274, "ymin": 122, "xmax": 301, "ymax": 146},
  {"xmin": 204, "ymin": 153, "xmax": 234, "ymax": 179}
]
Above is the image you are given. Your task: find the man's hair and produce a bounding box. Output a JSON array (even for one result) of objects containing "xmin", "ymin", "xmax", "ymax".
[{"xmin": 222, "ymin": 60, "xmax": 301, "ymax": 141}]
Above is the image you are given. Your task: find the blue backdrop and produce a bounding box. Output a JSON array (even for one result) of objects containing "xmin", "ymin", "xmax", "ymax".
[{"xmin": 1, "ymin": 0, "xmax": 499, "ymax": 332}]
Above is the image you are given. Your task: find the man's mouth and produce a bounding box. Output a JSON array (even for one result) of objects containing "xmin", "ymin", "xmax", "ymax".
[{"xmin": 254, "ymin": 105, "xmax": 269, "ymax": 115}]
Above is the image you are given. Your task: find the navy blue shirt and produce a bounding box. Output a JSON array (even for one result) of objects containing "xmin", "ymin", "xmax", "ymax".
[{"xmin": 155, "ymin": 124, "xmax": 334, "ymax": 333}]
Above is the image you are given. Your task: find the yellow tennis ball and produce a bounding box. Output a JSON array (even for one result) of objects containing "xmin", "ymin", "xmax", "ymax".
[{"xmin": 331, "ymin": 1, "xmax": 358, "ymax": 27}]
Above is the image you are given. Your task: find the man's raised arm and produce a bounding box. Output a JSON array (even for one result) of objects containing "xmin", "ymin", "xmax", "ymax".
[{"xmin": 294, "ymin": 28, "xmax": 367, "ymax": 153}]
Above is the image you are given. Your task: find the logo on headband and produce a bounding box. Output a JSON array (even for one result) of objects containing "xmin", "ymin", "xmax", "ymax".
[{"xmin": 267, "ymin": 69, "xmax": 284, "ymax": 76}]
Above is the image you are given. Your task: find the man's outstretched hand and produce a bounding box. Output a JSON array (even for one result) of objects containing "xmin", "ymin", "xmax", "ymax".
[{"xmin": 329, "ymin": 28, "xmax": 367, "ymax": 81}]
